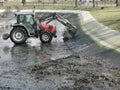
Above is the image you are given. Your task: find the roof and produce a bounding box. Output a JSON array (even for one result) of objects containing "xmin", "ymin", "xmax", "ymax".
[{"xmin": 15, "ymin": 12, "xmax": 34, "ymax": 16}]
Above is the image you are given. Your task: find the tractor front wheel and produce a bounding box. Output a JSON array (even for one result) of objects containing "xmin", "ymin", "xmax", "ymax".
[
  {"xmin": 10, "ymin": 27, "xmax": 27, "ymax": 44},
  {"xmin": 40, "ymin": 32, "xmax": 52, "ymax": 43}
]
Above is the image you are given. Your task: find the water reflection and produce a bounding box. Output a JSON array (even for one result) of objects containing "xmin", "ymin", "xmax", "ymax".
[
  {"xmin": 9, "ymin": 40, "xmax": 72, "ymax": 68},
  {"xmin": 10, "ymin": 44, "xmax": 49, "ymax": 68}
]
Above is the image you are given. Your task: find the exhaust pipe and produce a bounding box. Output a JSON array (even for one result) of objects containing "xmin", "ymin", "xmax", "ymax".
[{"xmin": 2, "ymin": 33, "xmax": 10, "ymax": 40}]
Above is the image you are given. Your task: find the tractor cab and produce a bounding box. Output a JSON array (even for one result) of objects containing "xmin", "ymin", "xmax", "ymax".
[{"xmin": 15, "ymin": 12, "xmax": 37, "ymax": 35}]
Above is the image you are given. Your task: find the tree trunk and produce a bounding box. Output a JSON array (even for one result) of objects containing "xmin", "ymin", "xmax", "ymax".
[
  {"xmin": 75, "ymin": 0, "xmax": 77, "ymax": 8},
  {"xmin": 22, "ymin": 0, "xmax": 26, "ymax": 6},
  {"xmin": 93, "ymin": 0, "xmax": 95, "ymax": 8},
  {"xmin": 116, "ymin": 0, "xmax": 119, "ymax": 7},
  {"xmin": 53, "ymin": 0, "xmax": 56, "ymax": 4}
]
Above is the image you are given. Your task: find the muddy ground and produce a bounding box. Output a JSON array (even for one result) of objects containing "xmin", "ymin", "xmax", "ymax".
[{"xmin": 0, "ymin": 12, "xmax": 120, "ymax": 90}]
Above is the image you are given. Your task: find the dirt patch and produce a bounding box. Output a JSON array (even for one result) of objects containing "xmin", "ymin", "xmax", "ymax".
[
  {"xmin": 0, "ymin": 11, "xmax": 120, "ymax": 90},
  {"xmin": 27, "ymin": 54, "xmax": 120, "ymax": 90}
]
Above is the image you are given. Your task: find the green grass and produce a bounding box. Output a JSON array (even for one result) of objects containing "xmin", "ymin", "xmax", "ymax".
[
  {"xmin": 0, "ymin": 1, "xmax": 120, "ymax": 31},
  {"xmin": 0, "ymin": 1, "xmax": 77, "ymax": 10},
  {"xmin": 89, "ymin": 7, "xmax": 120, "ymax": 31}
]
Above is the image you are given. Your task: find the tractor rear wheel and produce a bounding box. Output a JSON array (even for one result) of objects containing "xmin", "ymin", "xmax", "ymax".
[
  {"xmin": 40, "ymin": 32, "xmax": 52, "ymax": 43},
  {"xmin": 10, "ymin": 27, "xmax": 27, "ymax": 44}
]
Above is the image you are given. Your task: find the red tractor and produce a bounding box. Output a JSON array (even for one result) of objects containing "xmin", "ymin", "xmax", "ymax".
[
  {"xmin": 3, "ymin": 12, "xmax": 56, "ymax": 44},
  {"xmin": 3, "ymin": 12, "xmax": 77, "ymax": 44}
]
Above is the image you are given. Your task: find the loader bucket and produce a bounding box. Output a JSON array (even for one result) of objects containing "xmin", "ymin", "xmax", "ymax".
[{"xmin": 63, "ymin": 27, "xmax": 77, "ymax": 41}]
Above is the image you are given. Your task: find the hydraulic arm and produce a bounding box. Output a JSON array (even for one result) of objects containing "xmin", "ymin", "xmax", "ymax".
[{"xmin": 39, "ymin": 13, "xmax": 77, "ymax": 39}]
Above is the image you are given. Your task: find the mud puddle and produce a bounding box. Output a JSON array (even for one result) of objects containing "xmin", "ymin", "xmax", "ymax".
[
  {"xmin": 27, "ymin": 55, "xmax": 120, "ymax": 90},
  {"xmin": 0, "ymin": 12, "xmax": 120, "ymax": 90}
]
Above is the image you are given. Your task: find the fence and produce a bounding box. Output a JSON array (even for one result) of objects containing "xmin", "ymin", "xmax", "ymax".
[
  {"xmin": 0, "ymin": 0, "xmax": 119, "ymax": 10},
  {"xmin": 26, "ymin": 0, "xmax": 118, "ymax": 7}
]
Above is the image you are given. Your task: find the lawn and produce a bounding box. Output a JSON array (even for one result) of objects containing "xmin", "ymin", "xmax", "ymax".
[
  {"xmin": 89, "ymin": 7, "xmax": 120, "ymax": 31},
  {"xmin": 0, "ymin": 1, "xmax": 120, "ymax": 31}
]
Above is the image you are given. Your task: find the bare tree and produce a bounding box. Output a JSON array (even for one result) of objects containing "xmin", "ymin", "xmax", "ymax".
[
  {"xmin": 38, "ymin": 0, "xmax": 42, "ymax": 3},
  {"xmin": 75, "ymin": 0, "xmax": 77, "ymax": 8},
  {"xmin": 93, "ymin": 0, "xmax": 95, "ymax": 8},
  {"xmin": 53, "ymin": 0, "xmax": 56, "ymax": 4},
  {"xmin": 116, "ymin": 0, "xmax": 119, "ymax": 7},
  {"xmin": 22, "ymin": 0, "xmax": 26, "ymax": 6}
]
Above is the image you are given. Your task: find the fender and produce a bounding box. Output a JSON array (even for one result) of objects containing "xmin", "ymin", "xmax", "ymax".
[
  {"xmin": 12, "ymin": 24, "xmax": 30, "ymax": 36},
  {"xmin": 40, "ymin": 24, "xmax": 56, "ymax": 33}
]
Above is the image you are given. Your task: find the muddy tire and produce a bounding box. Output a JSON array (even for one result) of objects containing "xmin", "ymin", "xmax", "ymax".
[
  {"xmin": 40, "ymin": 32, "xmax": 52, "ymax": 43},
  {"xmin": 10, "ymin": 27, "xmax": 27, "ymax": 44}
]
